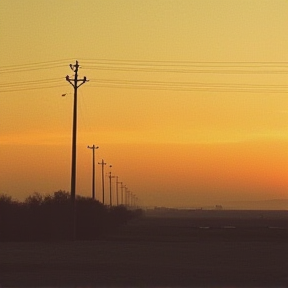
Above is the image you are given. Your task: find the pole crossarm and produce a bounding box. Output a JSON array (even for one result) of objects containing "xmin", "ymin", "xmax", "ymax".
[{"xmin": 65, "ymin": 60, "xmax": 88, "ymax": 88}]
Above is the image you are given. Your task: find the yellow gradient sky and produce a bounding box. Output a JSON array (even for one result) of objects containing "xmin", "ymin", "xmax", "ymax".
[{"xmin": 1, "ymin": 0, "xmax": 288, "ymax": 208}]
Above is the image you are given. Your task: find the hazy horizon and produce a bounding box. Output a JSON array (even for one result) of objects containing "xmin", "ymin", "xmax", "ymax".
[{"xmin": 1, "ymin": 1, "xmax": 287, "ymax": 209}]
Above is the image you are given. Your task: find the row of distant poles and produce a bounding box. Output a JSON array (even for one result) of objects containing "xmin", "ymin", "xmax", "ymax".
[
  {"xmin": 66, "ymin": 61, "xmax": 137, "ymax": 207},
  {"xmin": 87, "ymin": 145, "xmax": 137, "ymax": 207}
]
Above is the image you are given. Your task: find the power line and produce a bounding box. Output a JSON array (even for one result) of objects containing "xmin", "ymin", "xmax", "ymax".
[
  {"xmin": 0, "ymin": 64, "xmax": 66, "ymax": 74},
  {"xmin": 2, "ymin": 78, "xmax": 287, "ymax": 94},
  {"xmin": 84, "ymin": 65, "xmax": 288, "ymax": 74},
  {"xmin": 2, "ymin": 58, "xmax": 288, "ymax": 74},
  {"xmin": 0, "ymin": 84, "xmax": 66, "ymax": 93},
  {"xmin": 1, "ymin": 58, "xmax": 287, "ymax": 93},
  {"xmin": 0, "ymin": 59, "xmax": 73, "ymax": 74},
  {"xmin": 6, "ymin": 77, "xmax": 287, "ymax": 89},
  {"xmin": 0, "ymin": 78, "xmax": 62, "ymax": 87},
  {"xmin": 0, "ymin": 59, "xmax": 72, "ymax": 69},
  {"xmin": 1, "ymin": 58, "xmax": 72, "ymax": 68},
  {"xmin": 0, "ymin": 78, "xmax": 65, "ymax": 93},
  {"xmin": 81, "ymin": 58, "xmax": 288, "ymax": 74},
  {"xmin": 90, "ymin": 78, "xmax": 288, "ymax": 88},
  {"xmin": 89, "ymin": 84, "xmax": 288, "ymax": 93},
  {"xmin": 81, "ymin": 58, "xmax": 288, "ymax": 65},
  {"xmin": 88, "ymin": 79, "xmax": 288, "ymax": 93}
]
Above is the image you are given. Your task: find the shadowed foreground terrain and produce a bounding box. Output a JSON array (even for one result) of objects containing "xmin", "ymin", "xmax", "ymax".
[{"xmin": 0, "ymin": 209, "xmax": 287, "ymax": 287}]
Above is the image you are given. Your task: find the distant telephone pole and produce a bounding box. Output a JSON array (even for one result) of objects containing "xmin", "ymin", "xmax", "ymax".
[
  {"xmin": 126, "ymin": 189, "xmax": 130, "ymax": 207},
  {"xmin": 115, "ymin": 176, "xmax": 119, "ymax": 206},
  {"xmin": 66, "ymin": 60, "xmax": 88, "ymax": 201},
  {"xmin": 123, "ymin": 185, "xmax": 127, "ymax": 206},
  {"xmin": 119, "ymin": 182, "xmax": 123, "ymax": 205},
  {"xmin": 87, "ymin": 145, "xmax": 99, "ymax": 200},
  {"xmin": 108, "ymin": 165, "xmax": 113, "ymax": 207},
  {"xmin": 98, "ymin": 159, "xmax": 106, "ymax": 204},
  {"xmin": 127, "ymin": 191, "xmax": 131, "ymax": 207}
]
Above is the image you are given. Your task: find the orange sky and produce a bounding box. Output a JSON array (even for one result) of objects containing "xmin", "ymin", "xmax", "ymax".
[{"xmin": 0, "ymin": 1, "xmax": 288, "ymax": 208}]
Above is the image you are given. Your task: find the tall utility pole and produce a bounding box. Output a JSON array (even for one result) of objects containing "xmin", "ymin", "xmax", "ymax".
[
  {"xmin": 98, "ymin": 159, "xmax": 106, "ymax": 204},
  {"xmin": 87, "ymin": 145, "xmax": 99, "ymax": 200},
  {"xmin": 66, "ymin": 60, "xmax": 88, "ymax": 201},
  {"xmin": 66, "ymin": 60, "xmax": 88, "ymax": 240}
]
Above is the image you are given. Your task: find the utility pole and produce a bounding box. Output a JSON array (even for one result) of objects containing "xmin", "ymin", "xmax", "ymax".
[
  {"xmin": 108, "ymin": 165, "xmax": 113, "ymax": 207},
  {"xmin": 66, "ymin": 60, "xmax": 88, "ymax": 201},
  {"xmin": 111, "ymin": 175, "xmax": 116, "ymax": 206},
  {"xmin": 120, "ymin": 183, "xmax": 123, "ymax": 205},
  {"xmin": 129, "ymin": 192, "xmax": 132, "ymax": 207},
  {"xmin": 66, "ymin": 60, "xmax": 88, "ymax": 240},
  {"xmin": 127, "ymin": 190, "xmax": 130, "ymax": 207},
  {"xmin": 115, "ymin": 176, "xmax": 119, "ymax": 206},
  {"xmin": 125, "ymin": 186, "xmax": 128, "ymax": 207},
  {"xmin": 87, "ymin": 145, "xmax": 99, "ymax": 200},
  {"xmin": 98, "ymin": 159, "xmax": 106, "ymax": 204}
]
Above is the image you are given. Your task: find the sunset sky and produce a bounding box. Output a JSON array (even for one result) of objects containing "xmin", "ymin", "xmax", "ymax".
[{"xmin": 1, "ymin": 0, "xmax": 288, "ymax": 208}]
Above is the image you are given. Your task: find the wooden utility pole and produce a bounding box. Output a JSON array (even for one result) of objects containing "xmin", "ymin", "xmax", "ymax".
[
  {"xmin": 124, "ymin": 186, "xmax": 128, "ymax": 206},
  {"xmin": 98, "ymin": 159, "xmax": 106, "ymax": 204},
  {"xmin": 119, "ymin": 182, "xmax": 123, "ymax": 205},
  {"xmin": 66, "ymin": 60, "xmax": 88, "ymax": 201},
  {"xmin": 115, "ymin": 176, "xmax": 119, "ymax": 206},
  {"xmin": 87, "ymin": 145, "xmax": 99, "ymax": 200},
  {"xmin": 108, "ymin": 165, "xmax": 113, "ymax": 207},
  {"xmin": 66, "ymin": 60, "xmax": 88, "ymax": 240}
]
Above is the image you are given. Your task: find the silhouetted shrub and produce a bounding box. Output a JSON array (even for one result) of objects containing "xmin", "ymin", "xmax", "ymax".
[
  {"xmin": 0, "ymin": 191, "xmax": 143, "ymax": 242},
  {"xmin": 0, "ymin": 194, "xmax": 23, "ymax": 241},
  {"xmin": 75, "ymin": 195, "xmax": 109, "ymax": 240}
]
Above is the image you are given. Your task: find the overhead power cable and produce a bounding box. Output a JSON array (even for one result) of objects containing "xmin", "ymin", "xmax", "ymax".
[
  {"xmin": 1, "ymin": 59, "xmax": 287, "ymax": 93},
  {"xmin": 83, "ymin": 66, "xmax": 288, "ymax": 75},
  {"xmin": 0, "ymin": 59, "xmax": 73, "ymax": 74},
  {"xmin": 88, "ymin": 78, "xmax": 288, "ymax": 93},
  {"xmin": 0, "ymin": 77, "xmax": 66, "ymax": 93},
  {"xmin": 0, "ymin": 84, "xmax": 66, "ymax": 93},
  {"xmin": 80, "ymin": 59, "xmax": 288, "ymax": 74},
  {"xmin": 0, "ymin": 78, "xmax": 62, "ymax": 87},
  {"xmin": 1, "ymin": 58, "xmax": 288, "ymax": 74},
  {"xmin": 81, "ymin": 58, "xmax": 288, "ymax": 66}
]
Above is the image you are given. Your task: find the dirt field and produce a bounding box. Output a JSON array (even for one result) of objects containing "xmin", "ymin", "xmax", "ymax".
[{"xmin": 0, "ymin": 209, "xmax": 287, "ymax": 287}]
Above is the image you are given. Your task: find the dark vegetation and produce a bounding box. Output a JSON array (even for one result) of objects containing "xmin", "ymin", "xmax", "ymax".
[
  {"xmin": 0, "ymin": 209, "xmax": 287, "ymax": 287},
  {"xmin": 0, "ymin": 191, "xmax": 143, "ymax": 241},
  {"xmin": 0, "ymin": 207, "xmax": 287, "ymax": 286}
]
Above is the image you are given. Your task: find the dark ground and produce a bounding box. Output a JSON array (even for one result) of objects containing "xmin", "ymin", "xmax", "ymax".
[{"xmin": 0, "ymin": 209, "xmax": 287, "ymax": 287}]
